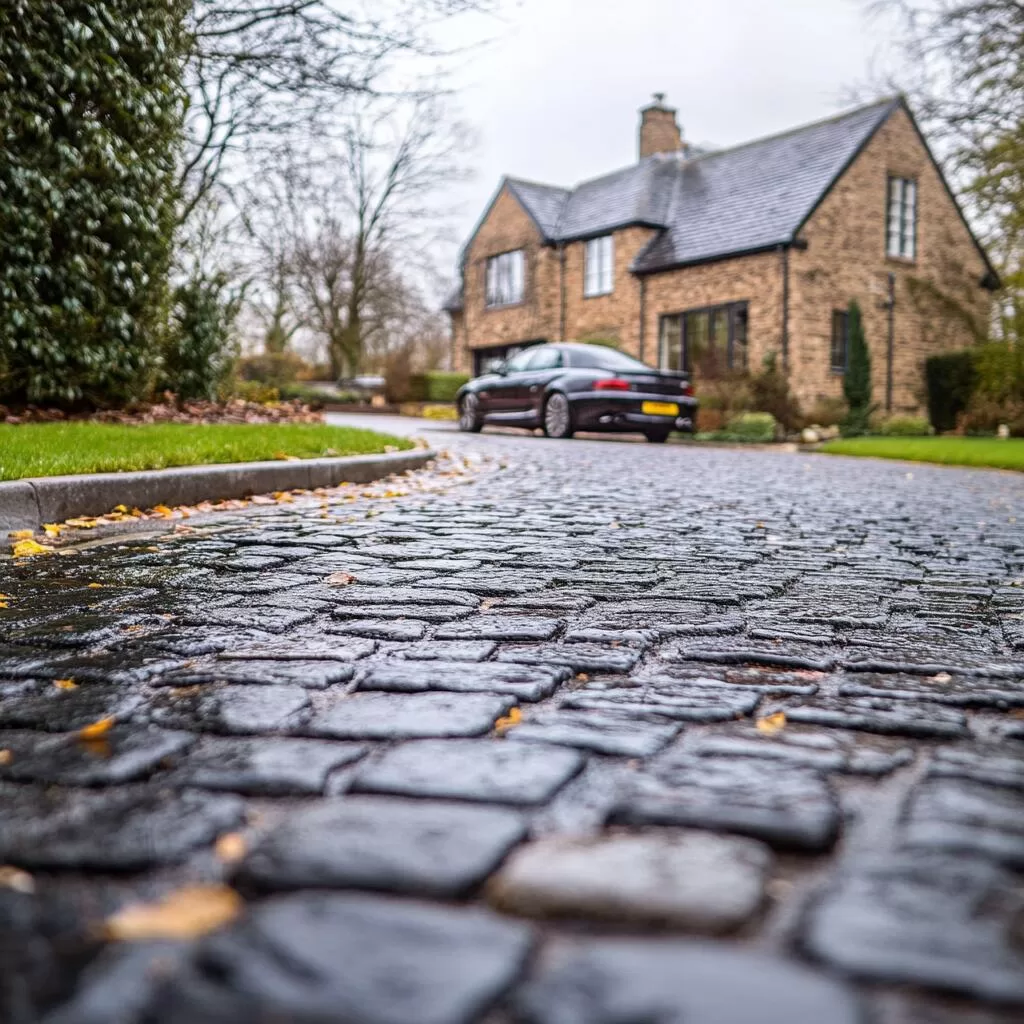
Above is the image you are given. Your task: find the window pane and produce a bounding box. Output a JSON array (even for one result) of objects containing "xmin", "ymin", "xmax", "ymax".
[
  {"xmin": 511, "ymin": 251, "xmax": 524, "ymax": 302},
  {"xmin": 505, "ymin": 348, "xmax": 535, "ymax": 372},
  {"xmin": 684, "ymin": 311, "xmax": 711, "ymax": 375},
  {"xmin": 525, "ymin": 346, "xmax": 561, "ymax": 370},
  {"xmin": 730, "ymin": 304, "xmax": 749, "ymax": 371},
  {"xmin": 831, "ymin": 311, "xmax": 848, "ymax": 373},
  {"xmin": 659, "ymin": 316, "xmax": 682, "ymax": 371}
]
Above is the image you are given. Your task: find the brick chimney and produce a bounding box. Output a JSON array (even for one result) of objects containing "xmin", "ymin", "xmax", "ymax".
[{"xmin": 639, "ymin": 93, "xmax": 684, "ymax": 159}]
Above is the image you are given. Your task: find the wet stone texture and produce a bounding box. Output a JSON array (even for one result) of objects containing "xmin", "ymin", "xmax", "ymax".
[{"xmin": 2, "ymin": 431, "xmax": 1024, "ymax": 1021}]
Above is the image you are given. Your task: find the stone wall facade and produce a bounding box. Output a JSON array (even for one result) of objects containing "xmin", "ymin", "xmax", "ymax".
[
  {"xmin": 789, "ymin": 105, "xmax": 991, "ymax": 414},
  {"xmin": 452, "ymin": 107, "xmax": 992, "ymax": 415}
]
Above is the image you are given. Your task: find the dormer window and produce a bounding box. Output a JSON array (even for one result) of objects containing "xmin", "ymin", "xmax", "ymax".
[
  {"xmin": 887, "ymin": 177, "xmax": 917, "ymax": 260},
  {"xmin": 485, "ymin": 250, "xmax": 525, "ymax": 307},
  {"xmin": 584, "ymin": 235, "xmax": 614, "ymax": 297}
]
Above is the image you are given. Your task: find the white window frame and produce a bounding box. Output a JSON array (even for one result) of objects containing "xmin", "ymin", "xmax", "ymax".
[
  {"xmin": 887, "ymin": 177, "xmax": 917, "ymax": 260},
  {"xmin": 485, "ymin": 250, "xmax": 525, "ymax": 307},
  {"xmin": 584, "ymin": 235, "xmax": 615, "ymax": 297}
]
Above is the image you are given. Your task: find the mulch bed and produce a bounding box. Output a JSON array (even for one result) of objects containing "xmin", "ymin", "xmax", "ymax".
[{"xmin": 1, "ymin": 394, "xmax": 324, "ymax": 426}]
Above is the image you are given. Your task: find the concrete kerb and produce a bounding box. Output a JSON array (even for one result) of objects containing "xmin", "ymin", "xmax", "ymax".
[{"xmin": 1, "ymin": 449, "xmax": 435, "ymax": 537}]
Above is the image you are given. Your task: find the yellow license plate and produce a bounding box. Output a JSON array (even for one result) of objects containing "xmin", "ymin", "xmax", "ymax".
[{"xmin": 641, "ymin": 401, "xmax": 679, "ymax": 416}]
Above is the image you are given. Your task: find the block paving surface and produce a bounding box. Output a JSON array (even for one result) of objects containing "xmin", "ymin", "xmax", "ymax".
[{"xmin": 1, "ymin": 431, "xmax": 1024, "ymax": 1023}]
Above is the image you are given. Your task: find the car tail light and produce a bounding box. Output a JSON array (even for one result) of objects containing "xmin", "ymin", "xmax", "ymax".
[
  {"xmin": 595, "ymin": 378, "xmax": 631, "ymax": 391},
  {"xmin": 680, "ymin": 381, "xmax": 694, "ymax": 396}
]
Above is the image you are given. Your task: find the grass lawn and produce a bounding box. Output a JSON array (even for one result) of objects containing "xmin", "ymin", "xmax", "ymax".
[
  {"xmin": 0, "ymin": 422, "xmax": 413, "ymax": 481},
  {"xmin": 819, "ymin": 435, "xmax": 1024, "ymax": 472}
]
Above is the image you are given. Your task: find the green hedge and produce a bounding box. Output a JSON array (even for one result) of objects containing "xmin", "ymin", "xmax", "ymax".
[
  {"xmin": 925, "ymin": 351, "xmax": 978, "ymax": 432},
  {"xmin": 0, "ymin": 1, "xmax": 187, "ymax": 405},
  {"xmin": 409, "ymin": 371, "xmax": 470, "ymax": 403},
  {"xmin": 879, "ymin": 416, "xmax": 932, "ymax": 436}
]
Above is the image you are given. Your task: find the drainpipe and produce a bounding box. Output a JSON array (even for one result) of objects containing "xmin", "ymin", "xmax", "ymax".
[
  {"xmin": 779, "ymin": 244, "xmax": 790, "ymax": 372},
  {"xmin": 558, "ymin": 243, "xmax": 567, "ymax": 342},
  {"xmin": 886, "ymin": 271, "xmax": 896, "ymax": 412},
  {"xmin": 639, "ymin": 276, "xmax": 647, "ymax": 362}
]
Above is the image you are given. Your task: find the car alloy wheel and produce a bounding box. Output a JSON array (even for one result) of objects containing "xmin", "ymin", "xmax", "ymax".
[
  {"xmin": 543, "ymin": 392, "xmax": 574, "ymax": 439},
  {"xmin": 458, "ymin": 393, "xmax": 483, "ymax": 432}
]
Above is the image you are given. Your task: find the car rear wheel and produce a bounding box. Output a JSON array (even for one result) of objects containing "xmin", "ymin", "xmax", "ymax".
[
  {"xmin": 458, "ymin": 393, "xmax": 483, "ymax": 433},
  {"xmin": 645, "ymin": 428, "xmax": 671, "ymax": 443},
  {"xmin": 543, "ymin": 393, "xmax": 574, "ymax": 439}
]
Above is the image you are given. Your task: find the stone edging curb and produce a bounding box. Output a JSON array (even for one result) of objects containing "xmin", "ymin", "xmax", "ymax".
[{"xmin": 0, "ymin": 449, "xmax": 435, "ymax": 536}]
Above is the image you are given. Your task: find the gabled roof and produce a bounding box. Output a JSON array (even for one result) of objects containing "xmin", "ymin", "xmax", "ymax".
[
  {"xmin": 447, "ymin": 96, "xmax": 997, "ymax": 305},
  {"xmin": 633, "ymin": 98, "xmax": 901, "ymax": 271}
]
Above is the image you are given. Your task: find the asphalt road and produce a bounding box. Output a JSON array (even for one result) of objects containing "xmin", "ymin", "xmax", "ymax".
[{"xmin": 2, "ymin": 422, "xmax": 1024, "ymax": 1023}]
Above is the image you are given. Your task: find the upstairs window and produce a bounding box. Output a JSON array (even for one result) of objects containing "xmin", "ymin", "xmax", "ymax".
[
  {"xmin": 887, "ymin": 177, "xmax": 917, "ymax": 260},
  {"xmin": 831, "ymin": 310, "xmax": 849, "ymax": 374},
  {"xmin": 584, "ymin": 235, "xmax": 615, "ymax": 297},
  {"xmin": 485, "ymin": 250, "xmax": 525, "ymax": 307}
]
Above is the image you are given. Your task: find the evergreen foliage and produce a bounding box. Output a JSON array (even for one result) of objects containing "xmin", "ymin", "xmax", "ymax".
[
  {"xmin": 0, "ymin": 1, "xmax": 187, "ymax": 405},
  {"xmin": 841, "ymin": 300, "xmax": 873, "ymax": 436}
]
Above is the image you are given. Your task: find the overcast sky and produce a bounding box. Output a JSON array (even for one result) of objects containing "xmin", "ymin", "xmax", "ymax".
[{"xmin": 431, "ymin": 0, "xmax": 893, "ymax": 287}]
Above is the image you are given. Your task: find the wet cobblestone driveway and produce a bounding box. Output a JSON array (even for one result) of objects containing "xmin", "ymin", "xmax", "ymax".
[{"xmin": 2, "ymin": 430, "xmax": 1024, "ymax": 1024}]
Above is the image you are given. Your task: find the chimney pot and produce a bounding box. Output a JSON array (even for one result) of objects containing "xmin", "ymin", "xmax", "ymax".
[{"xmin": 639, "ymin": 93, "xmax": 684, "ymax": 160}]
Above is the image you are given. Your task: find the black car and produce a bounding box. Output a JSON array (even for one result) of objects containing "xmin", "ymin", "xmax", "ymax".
[{"xmin": 456, "ymin": 342, "xmax": 697, "ymax": 442}]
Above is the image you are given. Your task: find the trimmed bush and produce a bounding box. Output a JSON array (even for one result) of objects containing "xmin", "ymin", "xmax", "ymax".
[
  {"xmin": 408, "ymin": 371, "xmax": 471, "ymax": 403},
  {"xmin": 749, "ymin": 352, "xmax": 802, "ymax": 431},
  {"xmin": 879, "ymin": 416, "xmax": 932, "ymax": 436},
  {"xmin": 0, "ymin": 2, "xmax": 187, "ymax": 405},
  {"xmin": 925, "ymin": 350, "xmax": 978, "ymax": 432},
  {"xmin": 724, "ymin": 412, "xmax": 778, "ymax": 442},
  {"xmin": 237, "ymin": 352, "xmax": 309, "ymax": 387}
]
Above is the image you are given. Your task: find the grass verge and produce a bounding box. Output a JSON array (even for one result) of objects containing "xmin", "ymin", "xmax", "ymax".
[
  {"xmin": 0, "ymin": 422, "xmax": 413, "ymax": 481},
  {"xmin": 819, "ymin": 436, "xmax": 1024, "ymax": 472}
]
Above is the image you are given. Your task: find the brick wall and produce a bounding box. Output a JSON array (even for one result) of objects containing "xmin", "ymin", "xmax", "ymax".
[
  {"xmin": 560, "ymin": 228, "xmax": 658, "ymax": 356},
  {"xmin": 790, "ymin": 106, "xmax": 992, "ymax": 414},
  {"xmin": 455, "ymin": 185, "xmax": 559, "ymax": 374},
  {"xmin": 640, "ymin": 251, "xmax": 785, "ymax": 370}
]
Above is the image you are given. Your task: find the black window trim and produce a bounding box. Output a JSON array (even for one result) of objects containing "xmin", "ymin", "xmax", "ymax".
[{"xmin": 657, "ymin": 300, "xmax": 750, "ymax": 373}]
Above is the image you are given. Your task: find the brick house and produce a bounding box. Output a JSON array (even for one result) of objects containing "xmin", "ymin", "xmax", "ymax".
[{"xmin": 444, "ymin": 95, "xmax": 998, "ymax": 416}]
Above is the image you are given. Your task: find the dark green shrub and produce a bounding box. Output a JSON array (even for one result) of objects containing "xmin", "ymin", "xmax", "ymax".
[
  {"xmin": 879, "ymin": 416, "xmax": 932, "ymax": 436},
  {"xmin": 237, "ymin": 351, "xmax": 309, "ymax": 387},
  {"xmin": 422, "ymin": 372, "xmax": 470, "ymax": 402},
  {"xmin": 925, "ymin": 350, "xmax": 978, "ymax": 432},
  {"xmin": 841, "ymin": 301, "xmax": 873, "ymax": 436},
  {"xmin": 0, "ymin": 1, "xmax": 187, "ymax": 405},
  {"xmin": 161, "ymin": 272, "xmax": 242, "ymax": 401},
  {"xmin": 749, "ymin": 352, "xmax": 802, "ymax": 431},
  {"xmin": 724, "ymin": 412, "xmax": 778, "ymax": 442}
]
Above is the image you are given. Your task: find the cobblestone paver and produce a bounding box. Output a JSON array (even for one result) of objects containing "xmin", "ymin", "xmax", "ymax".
[{"xmin": 2, "ymin": 432, "xmax": 1024, "ymax": 1023}]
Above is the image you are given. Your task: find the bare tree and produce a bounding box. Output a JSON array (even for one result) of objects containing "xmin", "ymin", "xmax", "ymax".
[
  {"xmin": 863, "ymin": 1, "xmax": 1023, "ymax": 335},
  {"xmin": 182, "ymin": 0, "xmax": 494, "ymax": 222}
]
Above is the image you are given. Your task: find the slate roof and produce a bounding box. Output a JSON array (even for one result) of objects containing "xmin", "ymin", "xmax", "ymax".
[
  {"xmin": 446, "ymin": 97, "xmax": 995, "ymax": 308},
  {"xmin": 507, "ymin": 98, "xmax": 900, "ymax": 271}
]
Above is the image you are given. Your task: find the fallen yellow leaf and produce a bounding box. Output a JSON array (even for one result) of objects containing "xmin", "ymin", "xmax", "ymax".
[
  {"xmin": 54, "ymin": 678, "xmax": 78, "ymax": 690},
  {"xmin": 215, "ymin": 832, "xmax": 247, "ymax": 864},
  {"xmin": 79, "ymin": 716, "xmax": 115, "ymax": 739},
  {"xmin": 87, "ymin": 582, "xmax": 104, "ymax": 589},
  {"xmin": 0, "ymin": 866, "xmax": 34, "ymax": 894},
  {"xmin": 325, "ymin": 571, "xmax": 357, "ymax": 586},
  {"xmin": 152, "ymin": 504, "xmax": 174, "ymax": 517},
  {"xmin": 494, "ymin": 706, "xmax": 522, "ymax": 734},
  {"xmin": 756, "ymin": 711, "xmax": 787, "ymax": 736},
  {"xmin": 12, "ymin": 539, "xmax": 53, "ymax": 558},
  {"xmin": 272, "ymin": 491, "xmax": 294, "ymax": 502},
  {"xmin": 0, "ymin": 602, "xmax": 8, "ymax": 610},
  {"xmin": 0, "ymin": 749, "xmax": 12, "ymax": 765},
  {"xmin": 65, "ymin": 517, "xmax": 99, "ymax": 529},
  {"xmin": 8, "ymin": 530, "xmax": 33, "ymax": 540},
  {"xmin": 104, "ymin": 884, "xmax": 242, "ymax": 941},
  {"xmin": 113, "ymin": 504, "xmax": 130, "ymax": 514},
  {"xmin": 42, "ymin": 523, "xmax": 65, "ymax": 538}
]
